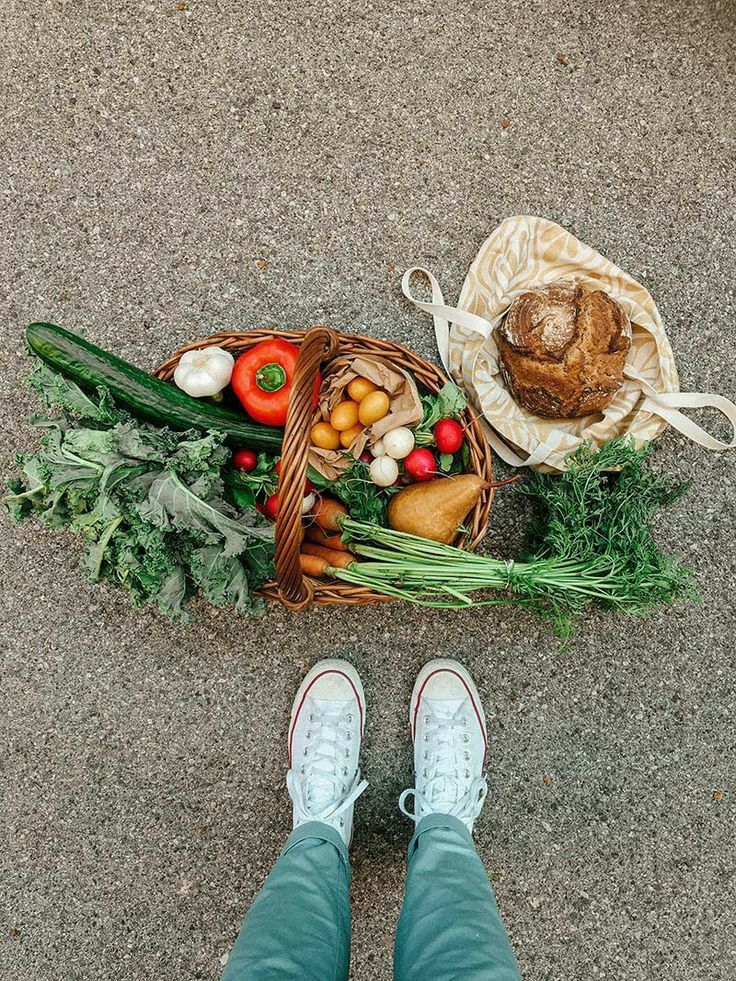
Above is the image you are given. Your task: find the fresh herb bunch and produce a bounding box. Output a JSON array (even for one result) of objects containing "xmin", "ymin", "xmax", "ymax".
[
  {"xmin": 310, "ymin": 459, "xmax": 399, "ymax": 524},
  {"xmin": 335, "ymin": 438, "xmax": 696, "ymax": 635},
  {"xmin": 5, "ymin": 363, "xmax": 275, "ymax": 622},
  {"xmin": 413, "ymin": 381, "xmax": 467, "ymax": 446}
]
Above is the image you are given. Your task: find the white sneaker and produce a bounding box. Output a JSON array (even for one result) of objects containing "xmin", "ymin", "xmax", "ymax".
[
  {"xmin": 286, "ymin": 659, "xmax": 368, "ymax": 846},
  {"xmin": 399, "ymin": 658, "xmax": 489, "ymax": 834}
]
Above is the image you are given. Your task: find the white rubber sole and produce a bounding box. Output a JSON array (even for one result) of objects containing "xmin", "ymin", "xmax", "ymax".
[
  {"xmin": 409, "ymin": 658, "xmax": 488, "ymax": 741},
  {"xmin": 288, "ymin": 658, "xmax": 366, "ymax": 763}
]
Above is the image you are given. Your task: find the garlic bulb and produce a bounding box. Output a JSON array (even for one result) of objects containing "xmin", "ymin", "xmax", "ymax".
[
  {"xmin": 174, "ymin": 346, "xmax": 234, "ymax": 398},
  {"xmin": 369, "ymin": 455, "xmax": 399, "ymax": 487},
  {"xmin": 382, "ymin": 426, "xmax": 415, "ymax": 460}
]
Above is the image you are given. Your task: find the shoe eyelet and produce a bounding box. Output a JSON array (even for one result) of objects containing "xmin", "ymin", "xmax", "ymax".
[
  {"xmin": 309, "ymin": 713, "xmax": 314, "ymax": 722},
  {"xmin": 424, "ymin": 715, "xmax": 430, "ymax": 724},
  {"xmin": 465, "ymin": 769, "xmax": 470, "ymax": 778},
  {"xmin": 463, "ymin": 734, "xmax": 470, "ymax": 743},
  {"xmin": 346, "ymin": 714, "xmax": 352, "ymax": 723},
  {"xmin": 303, "ymin": 748, "xmax": 309, "ymax": 757},
  {"xmin": 343, "ymin": 766, "xmax": 349, "ymax": 776},
  {"xmin": 300, "ymin": 765, "xmax": 305, "ymax": 774},
  {"xmin": 345, "ymin": 749, "xmax": 351, "ymax": 758},
  {"xmin": 422, "ymin": 768, "xmax": 427, "ymax": 777},
  {"xmin": 465, "ymin": 751, "xmax": 470, "ymax": 761},
  {"xmin": 306, "ymin": 731, "xmax": 311, "ymax": 740},
  {"xmin": 461, "ymin": 717, "xmax": 467, "ymax": 726},
  {"xmin": 346, "ymin": 732, "xmax": 352, "ymax": 741},
  {"xmin": 341, "ymin": 784, "xmax": 346, "ymax": 792},
  {"xmin": 340, "ymin": 818, "xmax": 344, "ymax": 827},
  {"xmin": 423, "ymin": 751, "xmax": 428, "ymax": 760},
  {"xmin": 423, "ymin": 733, "xmax": 429, "ymax": 742}
]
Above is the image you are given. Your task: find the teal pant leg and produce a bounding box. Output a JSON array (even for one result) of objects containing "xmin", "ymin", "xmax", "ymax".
[
  {"xmin": 394, "ymin": 813, "xmax": 521, "ymax": 981},
  {"xmin": 221, "ymin": 821, "xmax": 351, "ymax": 981}
]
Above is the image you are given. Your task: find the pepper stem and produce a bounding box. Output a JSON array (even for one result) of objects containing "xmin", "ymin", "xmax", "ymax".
[{"xmin": 255, "ymin": 362, "xmax": 287, "ymax": 392}]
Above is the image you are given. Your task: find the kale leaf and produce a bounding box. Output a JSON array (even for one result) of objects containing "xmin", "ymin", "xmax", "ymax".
[{"xmin": 4, "ymin": 368, "xmax": 275, "ymax": 622}]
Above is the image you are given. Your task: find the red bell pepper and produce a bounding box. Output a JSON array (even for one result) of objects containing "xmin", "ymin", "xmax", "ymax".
[{"xmin": 231, "ymin": 338, "xmax": 320, "ymax": 427}]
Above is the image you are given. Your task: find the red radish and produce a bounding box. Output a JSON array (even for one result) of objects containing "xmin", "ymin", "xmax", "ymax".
[
  {"xmin": 263, "ymin": 493, "xmax": 280, "ymax": 521},
  {"xmin": 404, "ymin": 448, "xmax": 436, "ymax": 482},
  {"xmin": 232, "ymin": 448, "xmax": 258, "ymax": 471},
  {"xmin": 434, "ymin": 418, "xmax": 464, "ymax": 454},
  {"xmin": 359, "ymin": 451, "xmax": 373, "ymax": 464}
]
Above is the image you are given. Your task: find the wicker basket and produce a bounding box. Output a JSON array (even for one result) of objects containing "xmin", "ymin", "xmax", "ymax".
[{"xmin": 155, "ymin": 326, "xmax": 494, "ymax": 609}]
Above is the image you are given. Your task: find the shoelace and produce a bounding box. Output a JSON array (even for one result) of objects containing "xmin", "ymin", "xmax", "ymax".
[
  {"xmin": 399, "ymin": 709, "xmax": 488, "ymax": 825},
  {"xmin": 287, "ymin": 703, "xmax": 368, "ymax": 826}
]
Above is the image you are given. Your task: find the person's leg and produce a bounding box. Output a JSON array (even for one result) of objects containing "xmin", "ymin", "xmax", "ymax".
[
  {"xmin": 222, "ymin": 821, "xmax": 351, "ymax": 981},
  {"xmin": 394, "ymin": 659, "xmax": 521, "ymax": 981},
  {"xmin": 221, "ymin": 659, "xmax": 368, "ymax": 981}
]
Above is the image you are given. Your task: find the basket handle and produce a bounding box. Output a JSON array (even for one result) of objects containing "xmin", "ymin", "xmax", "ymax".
[{"xmin": 274, "ymin": 326, "xmax": 339, "ymax": 608}]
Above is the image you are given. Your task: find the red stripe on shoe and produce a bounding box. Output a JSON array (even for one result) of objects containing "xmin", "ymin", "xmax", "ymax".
[
  {"xmin": 412, "ymin": 668, "xmax": 488, "ymax": 764},
  {"xmin": 288, "ymin": 669, "xmax": 365, "ymax": 766}
]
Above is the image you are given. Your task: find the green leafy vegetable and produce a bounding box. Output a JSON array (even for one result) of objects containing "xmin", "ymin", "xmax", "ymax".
[
  {"xmin": 334, "ymin": 438, "xmax": 696, "ymax": 636},
  {"xmin": 223, "ymin": 453, "xmax": 278, "ymax": 510},
  {"xmin": 310, "ymin": 459, "xmax": 398, "ymax": 524},
  {"xmin": 4, "ymin": 368, "xmax": 275, "ymax": 622},
  {"xmin": 414, "ymin": 381, "xmax": 467, "ymax": 445}
]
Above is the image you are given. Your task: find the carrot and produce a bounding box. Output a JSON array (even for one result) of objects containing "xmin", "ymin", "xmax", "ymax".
[
  {"xmin": 304, "ymin": 524, "xmax": 350, "ymax": 552},
  {"xmin": 299, "ymin": 553, "xmax": 329, "ymax": 577},
  {"xmin": 311, "ymin": 496, "xmax": 347, "ymax": 532},
  {"xmin": 300, "ymin": 542, "xmax": 355, "ymax": 570}
]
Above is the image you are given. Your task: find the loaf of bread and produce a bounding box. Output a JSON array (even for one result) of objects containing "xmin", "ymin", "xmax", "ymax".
[{"xmin": 495, "ymin": 281, "xmax": 632, "ymax": 419}]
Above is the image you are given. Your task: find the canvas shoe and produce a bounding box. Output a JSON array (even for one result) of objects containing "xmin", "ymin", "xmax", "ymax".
[
  {"xmin": 286, "ymin": 659, "xmax": 368, "ymax": 846},
  {"xmin": 399, "ymin": 658, "xmax": 488, "ymax": 834}
]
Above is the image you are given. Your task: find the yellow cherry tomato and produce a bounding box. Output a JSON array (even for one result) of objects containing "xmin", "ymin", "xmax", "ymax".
[
  {"xmin": 358, "ymin": 390, "xmax": 390, "ymax": 426},
  {"xmin": 330, "ymin": 400, "xmax": 360, "ymax": 432},
  {"xmin": 311, "ymin": 422, "xmax": 341, "ymax": 450},
  {"xmin": 347, "ymin": 377, "xmax": 379, "ymax": 402},
  {"xmin": 340, "ymin": 424, "xmax": 364, "ymax": 448}
]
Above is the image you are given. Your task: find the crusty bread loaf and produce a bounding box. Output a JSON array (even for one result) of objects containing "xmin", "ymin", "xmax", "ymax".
[{"xmin": 495, "ymin": 281, "xmax": 632, "ymax": 419}]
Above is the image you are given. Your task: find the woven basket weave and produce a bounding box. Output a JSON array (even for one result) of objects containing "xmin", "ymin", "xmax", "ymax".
[{"xmin": 155, "ymin": 326, "xmax": 494, "ymax": 609}]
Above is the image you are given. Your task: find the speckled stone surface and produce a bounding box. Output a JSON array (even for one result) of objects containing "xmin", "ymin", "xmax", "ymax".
[{"xmin": 1, "ymin": 2, "xmax": 734, "ymax": 979}]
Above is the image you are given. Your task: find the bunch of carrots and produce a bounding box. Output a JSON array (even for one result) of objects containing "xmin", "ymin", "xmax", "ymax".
[{"xmin": 299, "ymin": 497, "xmax": 354, "ymax": 577}]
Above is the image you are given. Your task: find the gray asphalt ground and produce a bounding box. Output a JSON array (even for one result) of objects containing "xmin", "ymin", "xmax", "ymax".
[{"xmin": 1, "ymin": 2, "xmax": 735, "ymax": 979}]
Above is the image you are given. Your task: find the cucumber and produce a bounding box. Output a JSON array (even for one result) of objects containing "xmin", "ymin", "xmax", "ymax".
[{"xmin": 26, "ymin": 322, "xmax": 284, "ymax": 453}]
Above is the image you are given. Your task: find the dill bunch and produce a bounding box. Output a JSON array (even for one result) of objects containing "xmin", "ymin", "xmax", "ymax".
[{"xmin": 335, "ymin": 438, "xmax": 697, "ymax": 636}]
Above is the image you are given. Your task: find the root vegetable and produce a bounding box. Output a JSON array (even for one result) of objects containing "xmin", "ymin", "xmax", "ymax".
[
  {"xmin": 305, "ymin": 525, "xmax": 350, "ymax": 552},
  {"xmin": 358, "ymin": 391, "xmax": 390, "ymax": 426},
  {"xmin": 232, "ymin": 448, "xmax": 258, "ymax": 471},
  {"xmin": 331, "ymin": 400, "xmax": 360, "ymax": 432},
  {"xmin": 404, "ymin": 448, "xmax": 436, "ymax": 481},
  {"xmin": 311, "ymin": 496, "xmax": 348, "ymax": 531},
  {"xmin": 347, "ymin": 377, "xmax": 379, "ymax": 402},
  {"xmin": 340, "ymin": 423, "xmax": 364, "ymax": 448},
  {"xmin": 311, "ymin": 422, "xmax": 341, "ymax": 450},
  {"xmin": 370, "ymin": 455, "xmax": 399, "ymax": 487},
  {"xmin": 382, "ymin": 427, "xmax": 415, "ymax": 460},
  {"xmin": 387, "ymin": 474, "xmax": 488, "ymax": 543},
  {"xmin": 370, "ymin": 438, "xmax": 385, "ymax": 457},
  {"xmin": 263, "ymin": 492, "xmax": 280, "ymax": 521},
  {"xmin": 434, "ymin": 418, "xmax": 464, "ymax": 453},
  {"xmin": 301, "ymin": 542, "xmax": 355, "ymax": 569},
  {"xmin": 299, "ymin": 553, "xmax": 330, "ymax": 577}
]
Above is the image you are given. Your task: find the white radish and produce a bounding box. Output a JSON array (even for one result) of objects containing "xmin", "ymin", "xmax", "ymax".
[
  {"xmin": 369, "ymin": 455, "xmax": 399, "ymax": 487},
  {"xmin": 382, "ymin": 427, "xmax": 415, "ymax": 460},
  {"xmin": 370, "ymin": 438, "xmax": 385, "ymax": 457}
]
